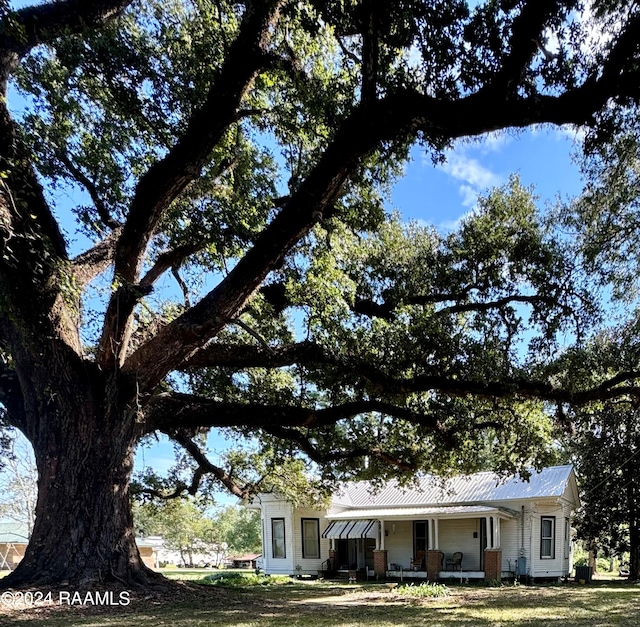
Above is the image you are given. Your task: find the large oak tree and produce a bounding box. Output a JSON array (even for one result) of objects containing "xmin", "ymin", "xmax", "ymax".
[{"xmin": 2, "ymin": 0, "xmax": 640, "ymax": 588}]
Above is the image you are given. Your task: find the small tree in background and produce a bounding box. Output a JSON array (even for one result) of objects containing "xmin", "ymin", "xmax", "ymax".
[
  {"xmin": 565, "ymin": 395, "xmax": 640, "ymax": 580},
  {"xmin": 0, "ymin": 434, "xmax": 37, "ymax": 536}
]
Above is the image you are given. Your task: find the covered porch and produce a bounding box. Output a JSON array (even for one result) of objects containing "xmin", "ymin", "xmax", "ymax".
[{"xmin": 322, "ymin": 505, "xmax": 515, "ymax": 581}]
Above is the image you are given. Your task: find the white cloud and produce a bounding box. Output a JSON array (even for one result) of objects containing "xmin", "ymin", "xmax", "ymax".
[
  {"xmin": 442, "ymin": 153, "xmax": 499, "ymax": 189},
  {"xmin": 439, "ymin": 152, "xmax": 501, "ymax": 209},
  {"xmin": 479, "ymin": 131, "xmax": 514, "ymax": 154}
]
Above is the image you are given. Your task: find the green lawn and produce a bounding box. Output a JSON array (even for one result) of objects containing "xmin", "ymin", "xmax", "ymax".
[{"xmin": 0, "ymin": 578, "xmax": 637, "ymax": 627}]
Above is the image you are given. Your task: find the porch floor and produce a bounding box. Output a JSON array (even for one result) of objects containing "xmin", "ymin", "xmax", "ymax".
[{"xmin": 385, "ymin": 569, "xmax": 485, "ymax": 580}]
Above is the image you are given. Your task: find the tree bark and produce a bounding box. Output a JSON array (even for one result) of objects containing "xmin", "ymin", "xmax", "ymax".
[
  {"xmin": 628, "ymin": 454, "xmax": 639, "ymax": 581},
  {"xmin": 0, "ymin": 357, "xmax": 162, "ymax": 588}
]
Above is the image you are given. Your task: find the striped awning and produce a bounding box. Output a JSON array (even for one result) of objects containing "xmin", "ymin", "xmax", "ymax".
[{"xmin": 322, "ymin": 519, "xmax": 377, "ymax": 539}]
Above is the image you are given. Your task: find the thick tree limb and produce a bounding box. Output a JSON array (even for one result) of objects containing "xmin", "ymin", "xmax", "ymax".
[
  {"xmin": 143, "ymin": 394, "xmax": 443, "ymax": 435},
  {"xmin": 179, "ymin": 341, "xmax": 325, "ymax": 370},
  {"xmin": 71, "ymin": 229, "xmax": 122, "ymax": 288},
  {"xmin": 169, "ymin": 431, "xmax": 251, "ymax": 500},
  {"xmin": 98, "ymin": 0, "xmax": 283, "ymax": 368}
]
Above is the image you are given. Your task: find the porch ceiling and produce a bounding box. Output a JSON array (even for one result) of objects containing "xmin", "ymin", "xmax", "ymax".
[{"xmin": 326, "ymin": 505, "xmax": 515, "ymax": 520}]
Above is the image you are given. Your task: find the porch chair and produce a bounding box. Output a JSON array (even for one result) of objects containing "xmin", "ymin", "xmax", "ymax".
[
  {"xmin": 445, "ymin": 552, "xmax": 463, "ymax": 571},
  {"xmin": 410, "ymin": 549, "xmax": 426, "ymax": 570}
]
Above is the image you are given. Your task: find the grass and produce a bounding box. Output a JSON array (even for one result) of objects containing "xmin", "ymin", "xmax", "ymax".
[{"xmin": 0, "ymin": 577, "xmax": 638, "ymax": 627}]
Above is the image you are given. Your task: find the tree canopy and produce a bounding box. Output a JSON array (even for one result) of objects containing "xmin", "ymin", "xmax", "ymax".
[{"xmin": 2, "ymin": 0, "xmax": 640, "ymax": 587}]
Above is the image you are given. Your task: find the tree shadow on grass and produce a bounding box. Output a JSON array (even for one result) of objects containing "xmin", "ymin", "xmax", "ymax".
[{"xmin": 1, "ymin": 581, "xmax": 639, "ymax": 627}]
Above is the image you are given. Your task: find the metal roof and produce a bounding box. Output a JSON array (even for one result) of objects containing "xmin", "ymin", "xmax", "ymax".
[
  {"xmin": 327, "ymin": 505, "xmax": 514, "ymax": 520},
  {"xmin": 0, "ymin": 523, "xmax": 29, "ymax": 544},
  {"xmin": 0, "ymin": 522, "xmax": 157, "ymax": 549},
  {"xmin": 331, "ymin": 465, "xmax": 575, "ymax": 509}
]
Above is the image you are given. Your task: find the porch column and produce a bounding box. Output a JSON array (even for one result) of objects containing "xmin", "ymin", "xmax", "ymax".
[
  {"xmin": 380, "ymin": 520, "xmax": 385, "ymax": 551},
  {"xmin": 373, "ymin": 550, "xmax": 388, "ymax": 577},
  {"xmin": 426, "ymin": 550, "xmax": 444, "ymax": 581},
  {"xmin": 484, "ymin": 549, "xmax": 502, "ymax": 582},
  {"xmin": 427, "ymin": 519, "xmax": 433, "ymax": 550},
  {"xmin": 433, "ymin": 518, "xmax": 440, "ymax": 550}
]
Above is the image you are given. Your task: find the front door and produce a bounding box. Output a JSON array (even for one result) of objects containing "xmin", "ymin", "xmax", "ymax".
[{"xmin": 479, "ymin": 518, "xmax": 488, "ymax": 569}]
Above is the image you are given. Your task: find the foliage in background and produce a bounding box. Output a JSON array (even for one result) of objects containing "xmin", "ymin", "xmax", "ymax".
[{"xmin": 134, "ymin": 499, "xmax": 261, "ymax": 566}]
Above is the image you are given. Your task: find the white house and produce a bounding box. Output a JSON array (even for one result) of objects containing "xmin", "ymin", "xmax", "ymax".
[{"xmin": 251, "ymin": 464, "xmax": 579, "ymax": 582}]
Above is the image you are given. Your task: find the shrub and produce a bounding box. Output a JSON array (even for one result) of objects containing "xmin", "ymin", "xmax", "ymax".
[
  {"xmin": 394, "ymin": 582, "xmax": 450, "ymax": 598},
  {"xmin": 201, "ymin": 572, "xmax": 293, "ymax": 587}
]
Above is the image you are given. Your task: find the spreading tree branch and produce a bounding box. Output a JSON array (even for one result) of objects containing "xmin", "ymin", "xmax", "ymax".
[
  {"xmin": 98, "ymin": 0, "xmax": 284, "ymax": 368},
  {"xmin": 177, "ymin": 340, "xmax": 640, "ymax": 408},
  {"xmin": 169, "ymin": 431, "xmax": 252, "ymax": 500},
  {"xmin": 0, "ymin": 0, "xmax": 132, "ymax": 88},
  {"xmin": 143, "ymin": 393, "xmax": 443, "ymax": 435},
  {"xmin": 57, "ymin": 153, "xmax": 120, "ymax": 230},
  {"xmin": 139, "ymin": 243, "xmax": 206, "ymax": 289},
  {"xmin": 490, "ymin": 0, "xmax": 569, "ymax": 94},
  {"xmin": 353, "ymin": 293, "xmax": 557, "ymax": 321},
  {"xmin": 261, "ymin": 424, "xmax": 417, "ymax": 471},
  {"xmin": 121, "ymin": 58, "xmax": 640, "ymax": 394}
]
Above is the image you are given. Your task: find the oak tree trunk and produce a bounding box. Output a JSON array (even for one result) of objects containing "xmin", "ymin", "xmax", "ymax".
[{"xmin": 0, "ymin": 363, "xmax": 162, "ymax": 588}]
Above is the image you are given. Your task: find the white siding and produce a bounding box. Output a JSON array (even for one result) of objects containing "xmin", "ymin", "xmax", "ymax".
[
  {"xmin": 438, "ymin": 519, "xmax": 483, "ymax": 571},
  {"xmin": 383, "ymin": 520, "xmax": 413, "ymax": 569},
  {"xmin": 292, "ymin": 508, "xmax": 331, "ymax": 576},
  {"xmin": 531, "ymin": 504, "xmax": 566, "ymax": 577},
  {"xmin": 499, "ymin": 515, "xmax": 526, "ymax": 575},
  {"xmin": 260, "ymin": 499, "xmax": 295, "ymax": 575}
]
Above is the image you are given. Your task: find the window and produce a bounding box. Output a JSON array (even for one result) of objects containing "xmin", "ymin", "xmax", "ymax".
[
  {"xmin": 413, "ymin": 520, "xmax": 429, "ymax": 554},
  {"xmin": 272, "ymin": 518, "xmax": 286, "ymax": 559},
  {"xmin": 301, "ymin": 518, "xmax": 320, "ymax": 559},
  {"xmin": 540, "ymin": 516, "xmax": 555, "ymax": 559}
]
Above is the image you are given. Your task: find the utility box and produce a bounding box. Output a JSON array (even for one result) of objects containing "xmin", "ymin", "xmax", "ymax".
[
  {"xmin": 575, "ymin": 565, "xmax": 593, "ymax": 583},
  {"xmin": 517, "ymin": 557, "xmax": 527, "ymax": 577}
]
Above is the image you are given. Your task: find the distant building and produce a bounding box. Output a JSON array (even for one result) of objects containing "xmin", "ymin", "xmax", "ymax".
[
  {"xmin": 0, "ymin": 523, "xmax": 159, "ymax": 570},
  {"xmin": 227, "ymin": 553, "xmax": 261, "ymax": 569}
]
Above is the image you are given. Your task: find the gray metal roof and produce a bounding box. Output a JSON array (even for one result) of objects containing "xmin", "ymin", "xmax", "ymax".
[
  {"xmin": 327, "ymin": 505, "xmax": 513, "ymax": 519},
  {"xmin": 0, "ymin": 521, "xmax": 156, "ymax": 549},
  {"xmin": 332, "ymin": 465, "xmax": 575, "ymax": 509},
  {"xmin": 0, "ymin": 523, "xmax": 29, "ymax": 543}
]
